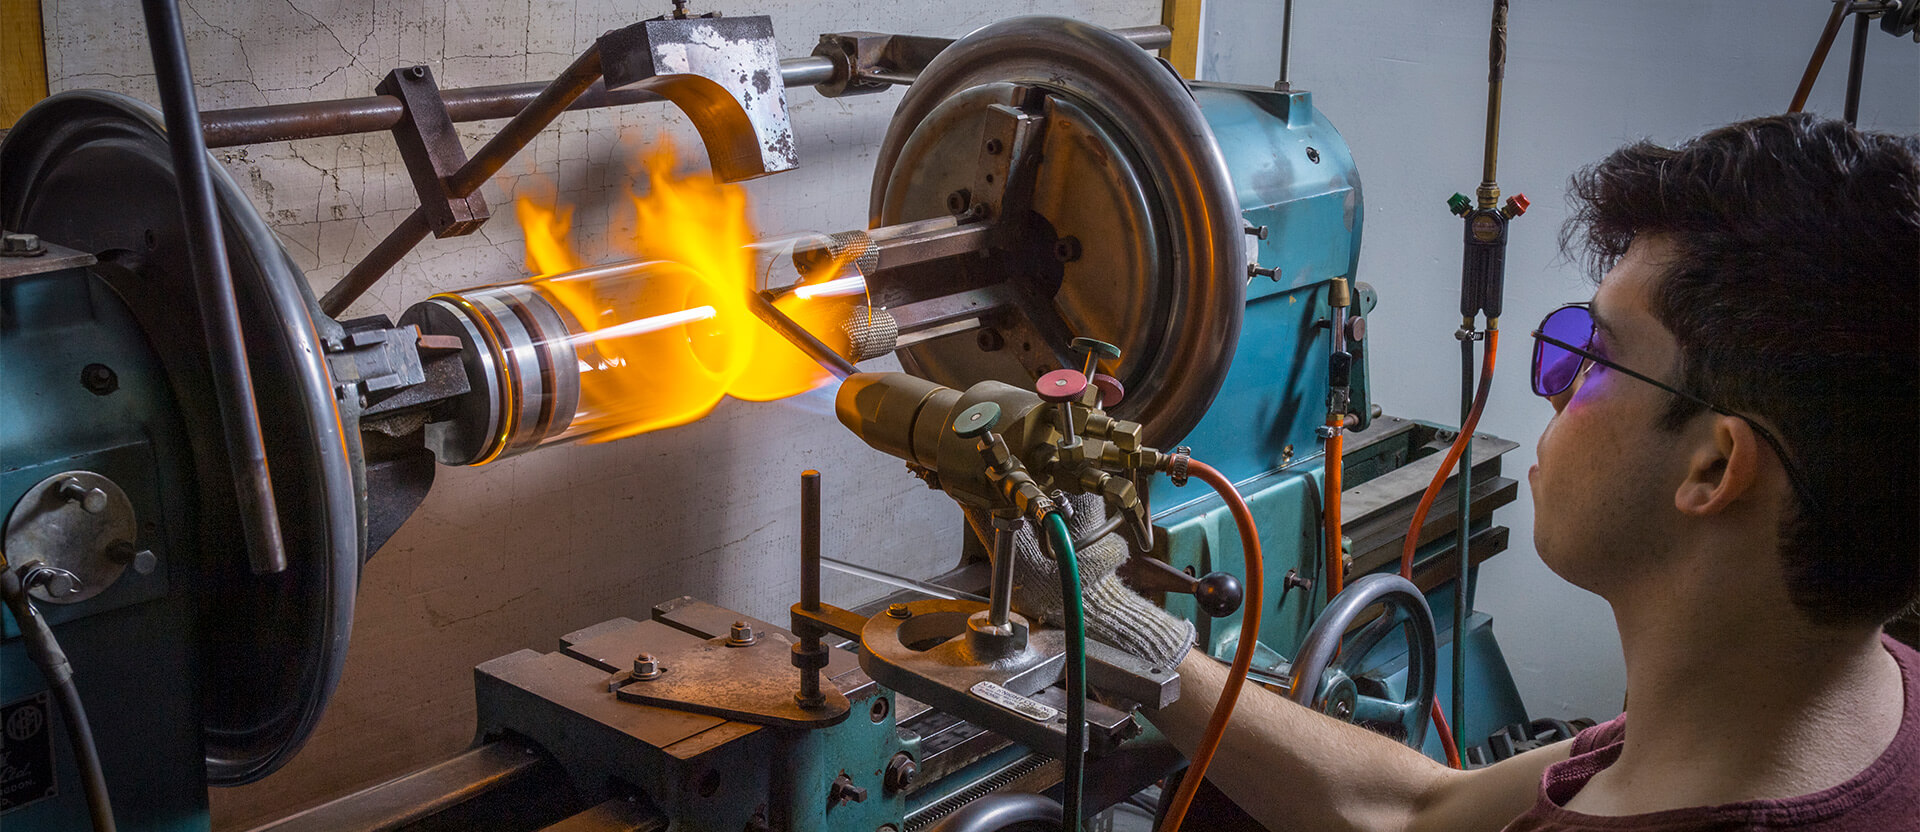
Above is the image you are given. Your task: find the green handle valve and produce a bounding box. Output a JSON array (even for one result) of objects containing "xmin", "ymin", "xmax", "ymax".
[
  {"xmin": 1070, "ymin": 336, "xmax": 1121, "ymax": 377},
  {"xmin": 1447, "ymin": 193, "xmax": 1472, "ymax": 216},
  {"xmin": 953, "ymin": 401, "xmax": 1003, "ymax": 439},
  {"xmin": 1070, "ymin": 337, "xmax": 1121, "ymax": 360}
]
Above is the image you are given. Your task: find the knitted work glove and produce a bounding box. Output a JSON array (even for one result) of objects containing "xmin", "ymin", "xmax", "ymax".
[{"xmin": 967, "ymin": 494, "xmax": 1196, "ymax": 672}]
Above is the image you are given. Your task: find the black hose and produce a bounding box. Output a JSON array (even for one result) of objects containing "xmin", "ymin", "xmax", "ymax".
[
  {"xmin": 139, "ymin": 0, "xmax": 288, "ymax": 575},
  {"xmin": 1452, "ymin": 330, "xmax": 1475, "ymax": 751},
  {"xmin": 1, "ymin": 564, "xmax": 116, "ymax": 831},
  {"xmin": 1844, "ymin": 11, "xmax": 1870, "ymax": 125}
]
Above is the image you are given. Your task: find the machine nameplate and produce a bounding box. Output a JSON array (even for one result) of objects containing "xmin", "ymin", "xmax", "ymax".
[
  {"xmin": 968, "ymin": 681, "xmax": 1056, "ymax": 722},
  {"xmin": 0, "ymin": 692, "xmax": 55, "ymax": 813}
]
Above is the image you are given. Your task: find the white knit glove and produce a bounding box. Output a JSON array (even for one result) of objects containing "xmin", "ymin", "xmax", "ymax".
[{"xmin": 969, "ymin": 495, "xmax": 1196, "ymax": 671}]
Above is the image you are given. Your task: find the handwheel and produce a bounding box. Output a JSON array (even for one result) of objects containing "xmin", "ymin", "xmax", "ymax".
[{"xmin": 1286, "ymin": 573, "xmax": 1437, "ymax": 749}]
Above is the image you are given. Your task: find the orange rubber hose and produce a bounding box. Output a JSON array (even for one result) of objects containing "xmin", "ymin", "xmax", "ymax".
[
  {"xmin": 1324, "ymin": 420, "xmax": 1345, "ymax": 602},
  {"xmin": 1398, "ymin": 328, "xmax": 1497, "ymax": 768},
  {"xmin": 1431, "ymin": 701, "xmax": 1463, "ymax": 768},
  {"xmin": 1400, "ymin": 329, "xmax": 1498, "ymax": 578},
  {"xmin": 1159, "ymin": 458, "xmax": 1264, "ymax": 832}
]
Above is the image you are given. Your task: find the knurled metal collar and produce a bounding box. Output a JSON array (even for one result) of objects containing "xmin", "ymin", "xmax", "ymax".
[
  {"xmin": 826, "ymin": 229, "xmax": 880, "ymax": 277},
  {"xmin": 1168, "ymin": 446, "xmax": 1192, "ymax": 487}
]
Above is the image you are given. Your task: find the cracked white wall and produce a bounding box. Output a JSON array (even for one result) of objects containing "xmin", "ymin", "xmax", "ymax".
[{"xmin": 41, "ymin": 0, "xmax": 1158, "ymax": 826}]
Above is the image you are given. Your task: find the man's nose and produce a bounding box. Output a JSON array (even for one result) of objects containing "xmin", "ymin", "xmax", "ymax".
[{"xmin": 1546, "ymin": 360, "xmax": 1591, "ymax": 413}]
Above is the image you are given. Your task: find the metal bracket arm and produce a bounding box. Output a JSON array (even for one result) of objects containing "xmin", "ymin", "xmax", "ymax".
[
  {"xmin": 790, "ymin": 601, "xmax": 868, "ymax": 643},
  {"xmin": 376, "ymin": 66, "xmax": 491, "ymax": 238}
]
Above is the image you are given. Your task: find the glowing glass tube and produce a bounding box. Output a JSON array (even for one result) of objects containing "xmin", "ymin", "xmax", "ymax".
[{"xmin": 403, "ymin": 239, "xmax": 864, "ymax": 466}]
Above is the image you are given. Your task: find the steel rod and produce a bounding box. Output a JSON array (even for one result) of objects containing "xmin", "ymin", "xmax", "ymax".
[
  {"xmin": 1277, "ymin": 0, "xmax": 1295, "ymax": 89},
  {"xmin": 321, "ymin": 207, "xmax": 428, "ymax": 316},
  {"xmin": 800, "ymin": 470, "xmax": 822, "ymax": 613},
  {"xmin": 1790, "ymin": 0, "xmax": 1855, "ymax": 112},
  {"xmin": 447, "ymin": 47, "xmax": 604, "ymax": 197},
  {"xmin": 796, "ymin": 469, "xmax": 825, "ymax": 708},
  {"xmin": 746, "ymin": 290, "xmax": 858, "ymax": 379},
  {"xmin": 988, "ymin": 518, "xmax": 1017, "ymax": 628},
  {"xmin": 142, "ymin": 0, "xmax": 288, "ymax": 574},
  {"xmin": 1844, "ymin": 10, "xmax": 1870, "ymax": 125}
]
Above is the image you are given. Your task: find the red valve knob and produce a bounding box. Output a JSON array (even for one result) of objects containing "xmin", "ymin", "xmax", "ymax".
[
  {"xmin": 1037, "ymin": 368, "xmax": 1088, "ymax": 403},
  {"xmin": 1503, "ymin": 193, "xmax": 1530, "ymax": 218},
  {"xmin": 1090, "ymin": 374, "xmax": 1125, "ymax": 408}
]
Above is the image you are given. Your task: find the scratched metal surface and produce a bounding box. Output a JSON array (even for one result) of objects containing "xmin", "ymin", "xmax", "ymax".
[{"xmin": 38, "ymin": 0, "xmax": 1158, "ymax": 827}]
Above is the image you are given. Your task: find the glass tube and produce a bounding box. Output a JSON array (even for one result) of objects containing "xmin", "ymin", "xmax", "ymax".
[{"xmin": 404, "ymin": 239, "xmax": 864, "ymax": 466}]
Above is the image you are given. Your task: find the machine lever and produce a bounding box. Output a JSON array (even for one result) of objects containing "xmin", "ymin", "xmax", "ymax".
[{"xmin": 1117, "ymin": 557, "xmax": 1243, "ymax": 618}]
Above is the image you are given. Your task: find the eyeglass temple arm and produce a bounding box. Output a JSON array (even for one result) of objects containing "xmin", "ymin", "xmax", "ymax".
[{"xmin": 1532, "ymin": 330, "xmax": 1816, "ymax": 507}]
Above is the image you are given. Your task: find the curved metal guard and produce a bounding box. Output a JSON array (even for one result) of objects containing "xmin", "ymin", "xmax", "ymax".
[
  {"xmin": 1286, "ymin": 573, "xmax": 1437, "ymax": 749},
  {"xmin": 597, "ymin": 15, "xmax": 798, "ymax": 182}
]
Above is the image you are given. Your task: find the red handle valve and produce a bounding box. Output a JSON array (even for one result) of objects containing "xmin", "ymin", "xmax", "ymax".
[
  {"xmin": 1090, "ymin": 374, "xmax": 1125, "ymax": 409},
  {"xmin": 1502, "ymin": 193, "xmax": 1530, "ymax": 219},
  {"xmin": 1037, "ymin": 368, "xmax": 1089, "ymax": 404}
]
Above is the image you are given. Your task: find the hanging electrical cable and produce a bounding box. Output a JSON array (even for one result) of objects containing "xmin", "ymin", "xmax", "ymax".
[
  {"xmin": 1, "ymin": 552, "xmax": 118, "ymax": 832},
  {"xmin": 1156, "ymin": 457, "xmax": 1264, "ymax": 832}
]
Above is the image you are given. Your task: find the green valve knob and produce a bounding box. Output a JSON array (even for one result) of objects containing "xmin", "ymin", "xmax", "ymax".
[
  {"xmin": 1070, "ymin": 337, "xmax": 1122, "ymax": 360},
  {"xmin": 953, "ymin": 401, "xmax": 1003, "ymax": 439},
  {"xmin": 1447, "ymin": 193, "xmax": 1472, "ymax": 216}
]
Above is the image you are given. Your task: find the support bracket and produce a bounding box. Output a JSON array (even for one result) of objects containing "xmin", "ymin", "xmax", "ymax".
[{"xmin": 376, "ymin": 66, "xmax": 490, "ymax": 238}]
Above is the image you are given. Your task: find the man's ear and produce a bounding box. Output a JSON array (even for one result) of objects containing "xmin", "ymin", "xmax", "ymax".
[{"xmin": 1674, "ymin": 415, "xmax": 1760, "ymax": 516}]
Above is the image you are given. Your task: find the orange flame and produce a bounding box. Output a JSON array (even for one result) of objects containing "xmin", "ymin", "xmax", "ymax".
[{"xmin": 513, "ymin": 141, "xmax": 857, "ymax": 444}]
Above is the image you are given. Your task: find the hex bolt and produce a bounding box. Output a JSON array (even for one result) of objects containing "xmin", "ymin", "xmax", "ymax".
[
  {"xmin": 1245, "ymin": 225, "xmax": 1270, "ymax": 240},
  {"xmin": 1052, "ymin": 236, "xmax": 1082, "ymax": 263},
  {"xmin": 727, "ymin": 620, "xmax": 757, "ymax": 647},
  {"xmin": 884, "ymin": 753, "xmax": 918, "ymax": 793},
  {"xmin": 408, "ymin": 65, "xmax": 427, "ymax": 79},
  {"xmin": 58, "ymin": 478, "xmax": 109, "ymax": 514},
  {"xmin": 1306, "ymin": 146, "xmax": 1322, "ymax": 163},
  {"xmin": 984, "ymin": 137, "xmax": 1004, "ymax": 155},
  {"xmin": 80, "ymin": 364, "xmax": 119, "ymax": 396},
  {"xmin": 1, "ymin": 232, "xmax": 45, "ymax": 257},
  {"xmin": 21, "ymin": 564, "xmax": 79, "ymax": 598},
  {"xmin": 828, "ymin": 772, "xmax": 869, "ymax": 807},
  {"xmin": 945, "ymin": 189, "xmax": 972, "ymax": 215},
  {"xmin": 886, "ymin": 602, "xmax": 912, "ymax": 619},
  {"xmin": 632, "ymin": 652, "xmax": 663, "ymax": 680},
  {"xmin": 107, "ymin": 540, "xmax": 157, "ymax": 575}
]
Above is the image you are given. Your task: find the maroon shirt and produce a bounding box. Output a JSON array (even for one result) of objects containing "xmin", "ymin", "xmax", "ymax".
[{"xmin": 1504, "ymin": 634, "xmax": 1920, "ymax": 831}]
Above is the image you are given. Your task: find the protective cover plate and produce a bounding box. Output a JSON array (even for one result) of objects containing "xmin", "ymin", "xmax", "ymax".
[
  {"xmin": 870, "ymin": 17, "xmax": 1246, "ymax": 449},
  {"xmin": 1, "ymin": 91, "xmax": 363, "ymax": 784}
]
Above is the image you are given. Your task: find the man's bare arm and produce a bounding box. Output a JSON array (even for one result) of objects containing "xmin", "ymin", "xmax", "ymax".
[{"xmin": 1147, "ymin": 648, "xmax": 1571, "ymax": 832}]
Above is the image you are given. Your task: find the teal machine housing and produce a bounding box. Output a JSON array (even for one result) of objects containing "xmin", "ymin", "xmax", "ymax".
[
  {"xmin": 1151, "ymin": 80, "xmax": 1530, "ymax": 762},
  {"xmin": 0, "ymin": 252, "xmax": 211, "ymax": 830}
]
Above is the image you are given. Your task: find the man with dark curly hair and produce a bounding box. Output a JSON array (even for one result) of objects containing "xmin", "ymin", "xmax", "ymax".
[{"xmin": 1055, "ymin": 114, "xmax": 1919, "ymax": 830}]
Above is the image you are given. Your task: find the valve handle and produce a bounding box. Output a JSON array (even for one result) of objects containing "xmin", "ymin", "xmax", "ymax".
[
  {"xmin": 1070, "ymin": 336, "xmax": 1121, "ymax": 360},
  {"xmin": 953, "ymin": 401, "xmax": 1003, "ymax": 438},
  {"xmin": 1090, "ymin": 373, "xmax": 1125, "ymax": 408},
  {"xmin": 1037, "ymin": 368, "xmax": 1088, "ymax": 404},
  {"xmin": 1117, "ymin": 557, "xmax": 1244, "ymax": 618}
]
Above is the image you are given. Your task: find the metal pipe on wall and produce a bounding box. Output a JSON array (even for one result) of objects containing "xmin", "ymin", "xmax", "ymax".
[{"xmin": 198, "ymin": 26, "xmax": 1170, "ymax": 149}]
